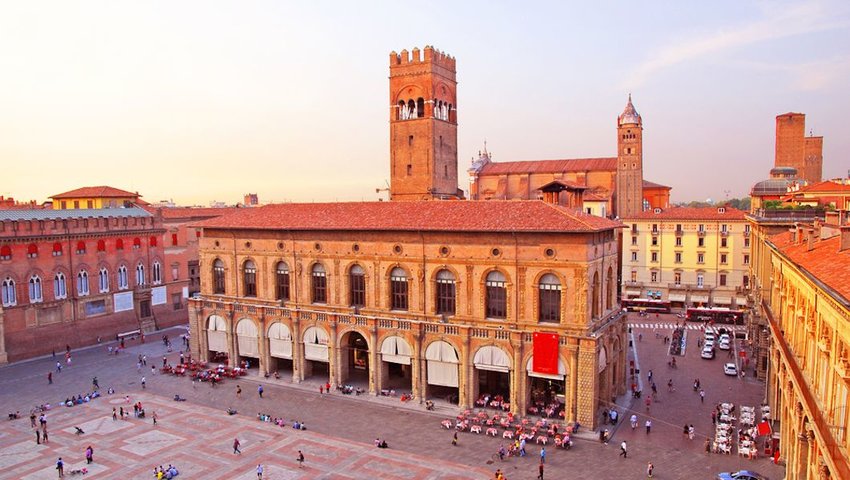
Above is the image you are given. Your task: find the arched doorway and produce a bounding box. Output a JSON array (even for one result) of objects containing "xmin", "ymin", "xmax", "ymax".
[
  {"xmin": 425, "ymin": 340, "xmax": 459, "ymax": 405},
  {"xmin": 526, "ymin": 356, "xmax": 566, "ymax": 418},
  {"xmin": 206, "ymin": 315, "xmax": 228, "ymax": 364},
  {"xmin": 473, "ymin": 345, "xmax": 511, "ymax": 410},
  {"xmin": 302, "ymin": 326, "xmax": 330, "ymax": 381},
  {"xmin": 339, "ymin": 330, "xmax": 369, "ymax": 386},
  {"xmin": 267, "ymin": 322, "xmax": 293, "ymax": 378},
  {"xmin": 235, "ymin": 318, "xmax": 259, "ymax": 370},
  {"xmin": 597, "ymin": 346, "xmax": 610, "ymax": 406},
  {"xmin": 379, "ymin": 335, "xmax": 413, "ymax": 394}
]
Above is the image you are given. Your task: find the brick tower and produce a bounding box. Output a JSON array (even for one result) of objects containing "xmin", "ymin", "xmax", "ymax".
[
  {"xmin": 615, "ymin": 95, "xmax": 644, "ymax": 218},
  {"xmin": 775, "ymin": 113, "xmax": 823, "ymax": 184},
  {"xmin": 388, "ymin": 46, "xmax": 460, "ymax": 201}
]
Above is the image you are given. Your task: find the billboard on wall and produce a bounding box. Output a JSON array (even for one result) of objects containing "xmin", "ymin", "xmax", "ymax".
[
  {"xmin": 152, "ymin": 286, "xmax": 167, "ymax": 306},
  {"xmin": 113, "ymin": 291, "xmax": 134, "ymax": 312}
]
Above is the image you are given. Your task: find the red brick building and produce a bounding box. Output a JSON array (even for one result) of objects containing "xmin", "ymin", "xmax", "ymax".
[{"xmin": 774, "ymin": 112, "xmax": 823, "ymax": 184}]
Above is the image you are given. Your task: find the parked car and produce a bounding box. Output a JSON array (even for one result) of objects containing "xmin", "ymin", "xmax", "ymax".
[
  {"xmin": 723, "ymin": 363, "xmax": 738, "ymax": 376},
  {"xmin": 716, "ymin": 470, "xmax": 769, "ymax": 480},
  {"xmin": 701, "ymin": 346, "xmax": 716, "ymax": 359}
]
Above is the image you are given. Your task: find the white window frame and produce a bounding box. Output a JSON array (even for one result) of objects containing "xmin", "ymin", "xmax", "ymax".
[
  {"xmin": 118, "ymin": 265, "xmax": 128, "ymax": 290},
  {"xmin": 99, "ymin": 268, "xmax": 109, "ymax": 293},
  {"xmin": 28, "ymin": 275, "xmax": 43, "ymax": 303},
  {"xmin": 2, "ymin": 277, "xmax": 17, "ymax": 306},
  {"xmin": 77, "ymin": 270, "xmax": 90, "ymax": 296},
  {"xmin": 54, "ymin": 272, "xmax": 67, "ymax": 299},
  {"xmin": 152, "ymin": 261, "xmax": 162, "ymax": 285},
  {"xmin": 136, "ymin": 263, "xmax": 145, "ymax": 286}
]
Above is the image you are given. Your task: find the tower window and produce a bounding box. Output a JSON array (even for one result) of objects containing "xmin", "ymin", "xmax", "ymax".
[
  {"xmin": 407, "ymin": 164, "xmax": 412, "ymax": 176},
  {"xmin": 416, "ymin": 98, "xmax": 425, "ymax": 118},
  {"xmin": 444, "ymin": 165, "xmax": 448, "ymax": 178},
  {"xmin": 408, "ymin": 135, "xmax": 413, "ymax": 146}
]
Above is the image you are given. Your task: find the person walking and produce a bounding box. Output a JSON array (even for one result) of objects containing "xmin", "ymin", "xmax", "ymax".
[
  {"xmin": 296, "ymin": 450, "xmax": 304, "ymax": 468},
  {"xmin": 630, "ymin": 414, "xmax": 638, "ymax": 430},
  {"xmin": 152, "ymin": 411, "xmax": 158, "ymax": 426},
  {"xmin": 42, "ymin": 427, "xmax": 49, "ymax": 443},
  {"xmin": 36, "ymin": 429, "xmax": 41, "ymax": 444},
  {"xmin": 452, "ymin": 432, "xmax": 458, "ymax": 446},
  {"xmin": 258, "ymin": 385, "xmax": 264, "ymax": 399},
  {"xmin": 56, "ymin": 457, "xmax": 64, "ymax": 478},
  {"xmin": 237, "ymin": 385, "xmax": 242, "ymax": 398},
  {"xmin": 699, "ymin": 389, "xmax": 706, "ymax": 403},
  {"xmin": 233, "ymin": 438, "xmax": 242, "ymax": 454},
  {"xmin": 256, "ymin": 464, "xmax": 263, "ymax": 479},
  {"xmin": 520, "ymin": 437, "xmax": 527, "ymax": 456},
  {"xmin": 85, "ymin": 445, "xmax": 93, "ymax": 464},
  {"xmin": 537, "ymin": 461, "xmax": 545, "ymax": 480},
  {"xmin": 688, "ymin": 424, "xmax": 695, "ymax": 440},
  {"xmin": 645, "ymin": 396, "xmax": 652, "ymax": 413},
  {"xmin": 141, "ymin": 376, "xmax": 146, "ymax": 389},
  {"xmin": 540, "ymin": 447, "xmax": 546, "ymax": 464},
  {"xmin": 645, "ymin": 419, "xmax": 652, "ymax": 434},
  {"xmin": 619, "ymin": 440, "xmax": 628, "ymax": 458},
  {"xmin": 56, "ymin": 361, "xmax": 62, "ymax": 373},
  {"xmin": 48, "ymin": 372, "xmax": 53, "ymax": 384},
  {"xmin": 647, "ymin": 461, "xmax": 654, "ymax": 478}
]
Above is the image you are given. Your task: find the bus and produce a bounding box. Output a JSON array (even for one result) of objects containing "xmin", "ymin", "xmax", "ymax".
[
  {"xmin": 685, "ymin": 307, "xmax": 745, "ymax": 325},
  {"xmin": 621, "ymin": 298, "xmax": 672, "ymax": 314}
]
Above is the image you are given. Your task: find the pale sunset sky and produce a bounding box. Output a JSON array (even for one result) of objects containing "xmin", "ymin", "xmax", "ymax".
[{"xmin": 1, "ymin": 1, "xmax": 849, "ymax": 206}]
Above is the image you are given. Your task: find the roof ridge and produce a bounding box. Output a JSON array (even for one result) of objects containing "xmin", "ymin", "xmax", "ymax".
[{"xmin": 541, "ymin": 201, "xmax": 597, "ymax": 229}]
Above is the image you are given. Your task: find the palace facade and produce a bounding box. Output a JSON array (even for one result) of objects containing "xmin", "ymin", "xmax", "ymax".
[{"xmin": 188, "ymin": 200, "xmax": 626, "ymax": 427}]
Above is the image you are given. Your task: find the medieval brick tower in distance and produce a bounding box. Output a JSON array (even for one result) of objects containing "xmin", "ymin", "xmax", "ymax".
[
  {"xmin": 615, "ymin": 95, "xmax": 644, "ymax": 218},
  {"xmin": 389, "ymin": 46, "xmax": 461, "ymax": 201}
]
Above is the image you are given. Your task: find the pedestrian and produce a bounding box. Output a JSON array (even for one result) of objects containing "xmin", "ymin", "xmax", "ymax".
[
  {"xmin": 151, "ymin": 365, "xmax": 156, "ymax": 375},
  {"xmin": 56, "ymin": 361, "xmax": 62, "ymax": 373},
  {"xmin": 601, "ymin": 408, "xmax": 609, "ymax": 425},
  {"xmin": 56, "ymin": 457, "xmax": 64, "ymax": 478},
  {"xmin": 325, "ymin": 381, "xmax": 331, "ymax": 393},
  {"xmin": 112, "ymin": 408, "xmax": 117, "ymax": 421},
  {"xmin": 645, "ymin": 419, "xmax": 652, "ymax": 434},
  {"xmin": 452, "ymin": 432, "xmax": 458, "ymax": 446},
  {"xmin": 85, "ymin": 445, "xmax": 93, "ymax": 464},
  {"xmin": 233, "ymin": 438, "xmax": 242, "ymax": 454},
  {"xmin": 30, "ymin": 412, "xmax": 36, "ymax": 428},
  {"xmin": 711, "ymin": 410, "xmax": 717, "ymax": 424},
  {"xmin": 137, "ymin": 361, "xmax": 142, "ymax": 372},
  {"xmin": 638, "ymin": 333, "xmax": 642, "ymax": 342},
  {"xmin": 645, "ymin": 396, "xmax": 651, "ymax": 412},
  {"xmin": 540, "ymin": 447, "xmax": 546, "ymax": 464},
  {"xmin": 630, "ymin": 414, "xmax": 638, "ymax": 429},
  {"xmin": 683, "ymin": 424, "xmax": 689, "ymax": 439},
  {"xmin": 619, "ymin": 440, "xmax": 628, "ymax": 458},
  {"xmin": 141, "ymin": 376, "xmax": 146, "ymax": 389},
  {"xmin": 538, "ymin": 461, "xmax": 545, "ymax": 480},
  {"xmin": 257, "ymin": 464, "xmax": 264, "ymax": 479},
  {"xmin": 520, "ymin": 437, "xmax": 526, "ymax": 456},
  {"xmin": 258, "ymin": 385, "xmax": 264, "ymax": 398},
  {"xmin": 237, "ymin": 385, "xmax": 242, "ymax": 398},
  {"xmin": 319, "ymin": 385, "xmax": 324, "ymax": 395},
  {"xmin": 42, "ymin": 428, "xmax": 49, "ymax": 443},
  {"xmin": 142, "ymin": 355, "xmax": 147, "ymax": 366},
  {"xmin": 48, "ymin": 372, "xmax": 53, "ymax": 384},
  {"xmin": 647, "ymin": 369, "xmax": 653, "ymax": 383},
  {"xmin": 668, "ymin": 379, "xmax": 674, "ymax": 392},
  {"xmin": 119, "ymin": 407, "xmax": 125, "ymax": 419},
  {"xmin": 705, "ymin": 438, "xmax": 712, "ymax": 454},
  {"xmin": 700, "ymin": 389, "xmax": 705, "ymax": 403},
  {"xmin": 647, "ymin": 461, "xmax": 654, "ymax": 478},
  {"xmin": 688, "ymin": 424, "xmax": 695, "ymax": 440},
  {"xmin": 36, "ymin": 429, "xmax": 41, "ymax": 444},
  {"xmin": 603, "ymin": 428, "xmax": 610, "ymax": 445},
  {"xmin": 297, "ymin": 450, "xmax": 304, "ymax": 468},
  {"xmin": 152, "ymin": 411, "xmax": 158, "ymax": 426},
  {"xmin": 162, "ymin": 356, "xmax": 167, "ymax": 368}
]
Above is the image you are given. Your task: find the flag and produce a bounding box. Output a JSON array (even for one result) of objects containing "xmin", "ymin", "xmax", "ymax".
[
  {"xmin": 533, "ymin": 332, "xmax": 559, "ymax": 375},
  {"xmin": 757, "ymin": 421, "xmax": 771, "ymax": 436}
]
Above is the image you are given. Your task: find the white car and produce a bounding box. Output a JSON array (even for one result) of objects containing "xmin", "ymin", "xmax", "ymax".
[
  {"xmin": 718, "ymin": 338, "xmax": 731, "ymax": 351},
  {"xmin": 719, "ymin": 333, "xmax": 731, "ymax": 343},
  {"xmin": 701, "ymin": 346, "xmax": 715, "ymax": 359},
  {"xmin": 705, "ymin": 332, "xmax": 716, "ymax": 343},
  {"xmin": 704, "ymin": 340, "xmax": 715, "ymax": 350},
  {"xmin": 723, "ymin": 363, "xmax": 738, "ymax": 376}
]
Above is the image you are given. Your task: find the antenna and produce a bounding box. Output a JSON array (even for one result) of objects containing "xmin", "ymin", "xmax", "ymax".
[{"xmin": 375, "ymin": 179, "xmax": 390, "ymax": 200}]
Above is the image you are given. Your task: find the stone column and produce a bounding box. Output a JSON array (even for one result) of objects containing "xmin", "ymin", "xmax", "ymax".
[
  {"xmin": 576, "ymin": 338, "xmax": 598, "ymax": 428},
  {"xmin": 567, "ymin": 343, "xmax": 579, "ymax": 424},
  {"xmin": 510, "ymin": 334, "xmax": 523, "ymax": 415},
  {"xmin": 369, "ymin": 324, "xmax": 378, "ymax": 395},
  {"xmin": 226, "ymin": 309, "xmax": 237, "ymax": 367},
  {"xmin": 257, "ymin": 313, "xmax": 269, "ymax": 377},
  {"xmin": 412, "ymin": 327, "xmax": 423, "ymax": 401},
  {"xmin": 460, "ymin": 327, "xmax": 471, "ymax": 409},
  {"xmin": 0, "ymin": 307, "xmax": 7, "ymax": 364},
  {"xmin": 329, "ymin": 321, "xmax": 339, "ymax": 387},
  {"xmin": 292, "ymin": 314, "xmax": 303, "ymax": 383}
]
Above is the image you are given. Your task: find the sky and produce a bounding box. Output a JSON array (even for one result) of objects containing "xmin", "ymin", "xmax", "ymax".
[{"xmin": 1, "ymin": 1, "xmax": 849, "ymax": 206}]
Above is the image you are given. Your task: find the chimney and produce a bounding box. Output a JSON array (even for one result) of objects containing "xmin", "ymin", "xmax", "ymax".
[
  {"xmin": 795, "ymin": 223, "xmax": 805, "ymax": 245},
  {"xmin": 840, "ymin": 226, "xmax": 850, "ymax": 252},
  {"xmin": 806, "ymin": 227, "xmax": 815, "ymax": 251}
]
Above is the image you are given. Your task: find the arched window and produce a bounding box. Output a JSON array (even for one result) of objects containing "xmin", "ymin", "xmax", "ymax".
[
  {"xmin": 76, "ymin": 241, "xmax": 86, "ymax": 255},
  {"xmin": 485, "ymin": 271, "xmax": 507, "ymax": 319},
  {"xmin": 77, "ymin": 270, "xmax": 90, "ymax": 296},
  {"xmin": 1, "ymin": 277, "xmax": 15, "ymax": 306},
  {"xmin": 349, "ymin": 264, "xmax": 365, "ymax": 307},
  {"xmin": 29, "ymin": 275, "xmax": 43, "ymax": 303},
  {"xmin": 448, "ymin": 104, "xmax": 453, "ymax": 122},
  {"xmin": 116, "ymin": 239, "xmax": 124, "ymax": 250},
  {"xmin": 0, "ymin": 245, "xmax": 11, "ymax": 261},
  {"xmin": 98, "ymin": 268, "xmax": 109, "ymax": 293},
  {"xmin": 243, "ymin": 260, "xmax": 257, "ymax": 297},
  {"xmin": 416, "ymin": 97, "xmax": 425, "ymax": 118},
  {"xmin": 149, "ymin": 236, "xmax": 158, "ymax": 247},
  {"xmin": 52, "ymin": 242, "xmax": 63, "ymax": 256},
  {"xmin": 275, "ymin": 262, "xmax": 290, "ymax": 301},
  {"xmin": 54, "ymin": 272, "xmax": 67, "ymax": 299},
  {"xmin": 97, "ymin": 239, "xmax": 106, "ymax": 252},
  {"xmin": 136, "ymin": 263, "xmax": 145, "ymax": 286},
  {"xmin": 407, "ymin": 99, "xmax": 416, "ymax": 119},
  {"xmin": 132, "ymin": 237, "xmax": 141, "ymax": 249},
  {"xmin": 213, "ymin": 259, "xmax": 225, "ymax": 294},
  {"xmin": 435, "ymin": 269, "xmax": 456, "ymax": 315},
  {"xmin": 591, "ymin": 271, "xmax": 600, "ymax": 319},
  {"xmin": 152, "ymin": 261, "xmax": 162, "ymax": 285},
  {"xmin": 389, "ymin": 267, "xmax": 408, "ymax": 311},
  {"xmin": 117, "ymin": 265, "xmax": 128, "ymax": 290},
  {"xmin": 27, "ymin": 244, "xmax": 38, "ymax": 258},
  {"xmin": 311, "ymin": 263, "xmax": 327, "ymax": 303},
  {"xmin": 606, "ymin": 267, "xmax": 615, "ymax": 311},
  {"xmin": 398, "ymin": 100, "xmax": 406, "ymax": 120},
  {"xmin": 538, "ymin": 273, "xmax": 561, "ymax": 323}
]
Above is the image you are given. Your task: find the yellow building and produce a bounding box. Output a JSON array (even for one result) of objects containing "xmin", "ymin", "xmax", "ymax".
[
  {"xmin": 621, "ymin": 206, "xmax": 751, "ymax": 308},
  {"xmin": 50, "ymin": 186, "xmax": 143, "ymax": 210},
  {"xmin": 761, "ymin": 215, "xmax": 850, "ymax": 479}
]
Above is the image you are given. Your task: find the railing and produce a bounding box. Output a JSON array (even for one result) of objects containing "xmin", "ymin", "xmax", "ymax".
[
  {"xmin": 675, "ymin": 229, "xmax": 684, "ymax": 236},
  {"xmin": 624, "ymin": 281, "xmax": 643, "ymax": 288},
  {"xmin": 697, "ymin": 230, "xmax": 707, "ymax": 237}
]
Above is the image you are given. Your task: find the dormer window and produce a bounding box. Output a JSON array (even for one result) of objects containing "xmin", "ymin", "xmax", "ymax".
[
  {"xmin": 718, "ymin": 207, "xmax": 725, "ymax": 213},
  {"xmin": 653, "ymin": 208, "xmax": 662, "ymax": 214}
]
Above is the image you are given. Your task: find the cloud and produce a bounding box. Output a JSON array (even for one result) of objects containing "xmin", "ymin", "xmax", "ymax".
[
  {"xmin": 730, "ymin": 55, "xmax": 850, "ymax": 92},
  {"xmin": 624, "ymin": 2, "xmax": 850, "ymax": 88}
]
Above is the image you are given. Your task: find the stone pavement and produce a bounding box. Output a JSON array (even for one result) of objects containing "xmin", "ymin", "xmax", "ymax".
[{"xmin": 0, "ymin": 321, "xmax": 787, "ymax": 479}]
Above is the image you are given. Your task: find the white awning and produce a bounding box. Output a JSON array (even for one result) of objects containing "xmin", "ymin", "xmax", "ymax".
[
  {"xmin": 625, "ymin": 290, "xmax": 641, "ymax": 296},
  {"xmin": 713, "ymin": 296, "xmax": 732, "ymax": 305},
  {"xmin": 303, "ymin": 326, "xmax": 329, "ymax": 362},
  {"xmin": 691, "ymin": 295, "xmax": 709, "ymax": 303},
  {"xmin": 268, "ymin": 322, "xmax": 293, "ymax": 359},
  {"xmin": 207, "ymin": 314, "xmax": 227, "ymax": 331},
  {"xmin": 669, "ymin": 294, "xmax": 686, "ymax": 302},
  {"xmin": 526, "ymin": 356, "xmax": 567, "ymax": 381},
  {"xmin": 426, "ymin": 340, "xmax": 459, "ymax": 388},
  {"xmin": 380, "ymin": 335, "xmax": 413, "ymax": 365},
  {"xmin": 473, "ymin": 345, "xmax": 511, "ymax": 373},
  {"xmin": 598, "ymin": 347, "xmax": 608, "ymax": 374},
  {"xmin": 425, "ymin": 341, "xmax": 459, "ymax": 363},
  {"xmin": 207, "ymin": 331, "xmax": 227, "ymax": 353},
  {"xmin": 735, "ymin": 297, "xmax": 748, "ymax": 306},
  {"xmin": 236, "ymin": 319, "xmax": 259, "ymax": 357}
]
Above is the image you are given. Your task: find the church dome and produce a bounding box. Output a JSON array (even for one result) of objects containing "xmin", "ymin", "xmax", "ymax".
[
  {"xmin": 618, "ymin": 94, "xmax": 641, "ymax": 126},
  {"xmin": 751, "ymin": 178, "xmax": 792, "ymax": 197}
]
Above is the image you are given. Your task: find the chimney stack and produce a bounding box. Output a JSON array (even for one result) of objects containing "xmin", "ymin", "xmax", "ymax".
[
  {"xmin": 840, "ymin": 225, "xmax": 850, "ymax": 252},
  {"xmin": 806, "ymin": 227, "xmax": 815, "ymax": 251}
]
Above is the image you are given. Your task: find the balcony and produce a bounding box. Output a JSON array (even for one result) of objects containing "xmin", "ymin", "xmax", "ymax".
[
  {"xmin": 675, "ymin": 229, "xmax": 684, "ymax": 237},
  {"xmin": 720, "ymin": 230, "xmax": 729, "ymax": 237},
  {"xmin": 743, "ymin": 230, "xmax": 750, "ymax": 238},
  {"xmin": 697, "ymin": 230, "xmax": 706, "ymax": 237},
  {"xmin": 624, "ymin": 281, "xmax": 643, "ymax": 288}
]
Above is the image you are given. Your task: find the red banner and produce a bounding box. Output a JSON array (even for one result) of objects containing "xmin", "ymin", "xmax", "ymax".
[
  {"xmin": 757, "ymin": 421, "xmax": 771, "ymax": 436},
  {"xmin": 533, "ymin": 332, "xmax": 559, "ymax": 375}
]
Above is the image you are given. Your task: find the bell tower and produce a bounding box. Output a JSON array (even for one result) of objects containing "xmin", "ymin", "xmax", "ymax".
[
  {"xmin": 615, "ymin": 95, "xmax": 644, "ymax": 218},
  {"xmin": 389, "ymin": 46, "xmax": 460, "ymax": 201}
]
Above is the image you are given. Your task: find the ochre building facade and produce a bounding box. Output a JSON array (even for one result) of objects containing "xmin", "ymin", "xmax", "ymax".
[{"xmin": 188, "ymin": 201, "xmax": 627, "ymax": 428}]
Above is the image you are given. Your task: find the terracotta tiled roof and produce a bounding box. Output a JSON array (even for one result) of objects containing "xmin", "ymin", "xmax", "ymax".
[
  {"xmin": 789, "ymin": 180, "xmax": 850, "ymax": 194},
  {"xmin": 194, "ymin": 201, "xmax": 622, "ymax": 233},
  {"xmin": 642, "ymin": 179, "xmax": 671, "ymax": 190},
  {"xmin": 537, "ymin": 180, "xmax": 588, "ymax": 191},
  {"xmin": 478, "ymin": 158, "xmax": 617, "ymax": 175},
  {"xmin": 771, "ymin": 231, "xmax": 850, "ymax": 303},
  {"xmin": 583, "ymin": 192, "xmax": 608, "ymax": 202},
  {"xmin": 625, "ymin": 206, "xmax": 747, "ymax": 221},
  {"xmin": 156, "ymin": 207, "xmax": 239, "ymax": 220},
  {"xmin": 51, "ymin": 186, "xmax": 140, "ymax": 199}
]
